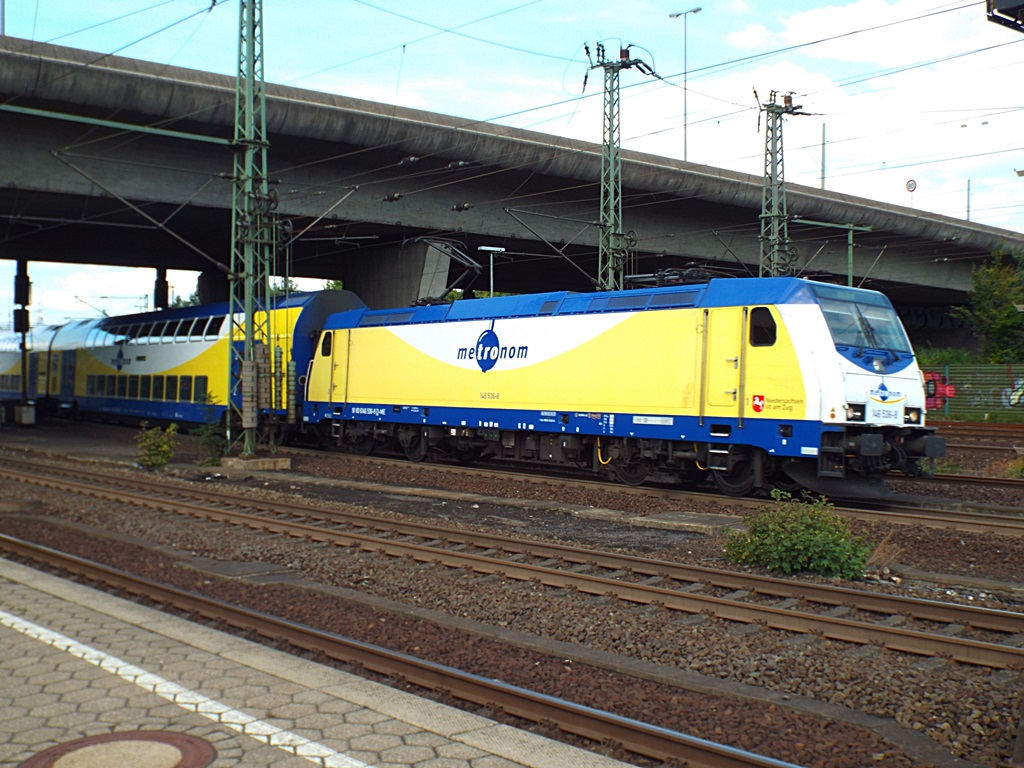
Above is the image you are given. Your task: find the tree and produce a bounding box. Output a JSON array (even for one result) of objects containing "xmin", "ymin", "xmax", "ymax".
[
  {"xmin": 952, "ymin": 249, "xmax": 1024, "ymax": 363},
  {"xmin": 169, "ymin": 290, "xmax": 200, "ymax": 308},
  {"xmin": 269, "ymin": 277, "xmax": 300, "ymax": 296},
  {"xmin": 322, "ymin": 279, "xmax": 344, "ymax": 291}
]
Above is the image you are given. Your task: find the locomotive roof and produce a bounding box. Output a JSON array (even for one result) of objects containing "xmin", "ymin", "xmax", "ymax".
[{"xmin": 325, "ymin": 277, "xmax": 887, "ymax": 330}]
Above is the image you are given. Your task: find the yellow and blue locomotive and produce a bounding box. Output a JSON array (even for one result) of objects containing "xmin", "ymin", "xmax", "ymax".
[{"xmin": 302, "ymin": 277, "xmax": 944, "ymax": 497}]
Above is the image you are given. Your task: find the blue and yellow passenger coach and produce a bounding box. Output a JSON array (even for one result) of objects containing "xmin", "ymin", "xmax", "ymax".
[
  {"xmin": 303, "ymin": 277, "xmax": 944, "ymax": 496},
  {"xmin": 0, "ymin": 291, "xmax": 361, "ymax": 426}
]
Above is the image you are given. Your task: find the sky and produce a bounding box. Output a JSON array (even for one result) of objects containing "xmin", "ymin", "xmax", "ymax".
[{"xmin": 2, "ymin": 0, "xmax": 1023, "ymax": 324}]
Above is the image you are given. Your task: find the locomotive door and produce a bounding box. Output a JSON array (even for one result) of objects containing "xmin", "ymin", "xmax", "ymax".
[
  {"xmin": 702, "ymin": 307, "xmax": 746, "ymax": 411},
  {"xmin": 308, "ymin": 329, "xmax": 349, "ymax": 409}
]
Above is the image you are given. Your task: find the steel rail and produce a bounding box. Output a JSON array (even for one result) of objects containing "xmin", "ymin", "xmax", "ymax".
[
  {"xmin": 920, "ymin": 473, "xmax": 1024, "ymax": 490},
  {"xmin": 831, "ymin": 502, "xmax": 1024, "ymax": 537},
  {"xmin": 0, "ymin": 533, "xmax": 800, "ymax": 768},
  {"xmin": 4, "ymin": 463, "xmax": 1024, "ymax": 668}
]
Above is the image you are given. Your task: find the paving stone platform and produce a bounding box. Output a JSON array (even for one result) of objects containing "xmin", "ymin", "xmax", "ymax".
[{"xmin": 0, "ymin": 557, "xmax": 634, "ymax": 768}]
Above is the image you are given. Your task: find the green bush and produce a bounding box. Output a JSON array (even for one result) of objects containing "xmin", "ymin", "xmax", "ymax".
[
  {"xmin": 193, "ymin": 395, "xmax": 227, "ymax": 466},
  {"xmin": 194, "ymin": 418, "xmax": 227, "ymax": 466},
  {"xmin": 723, "ymin": 491, "xmax": 871, "ymax": 579},
  {"xmin": 135, "ymin": 422, "xmax": 179, "ymax": 471}
]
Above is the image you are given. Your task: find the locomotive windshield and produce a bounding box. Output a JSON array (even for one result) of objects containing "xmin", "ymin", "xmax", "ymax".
[{"xmin": 810, "ymin": 283, "xmax": 912, "ymax": 354}]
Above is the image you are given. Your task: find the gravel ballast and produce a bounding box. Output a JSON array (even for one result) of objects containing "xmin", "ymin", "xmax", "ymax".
[{"xmin": 1, "ymin": 422, "xmax": 1022, "ymax": 767}]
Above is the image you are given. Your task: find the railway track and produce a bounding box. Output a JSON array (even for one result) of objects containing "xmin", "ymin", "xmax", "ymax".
[
  {"xmin": 0, "ymin": 534, "xmax": 801, "ymax": 768},
  {"xmin": 4, "ymin": 458, "xmax": 1024, "ymax": 670},
  {"xmin": 282, "ymin": 446, "xmax": 1024, "ymax": 532},
  {"xmin": 932, "ymin": 422, "xmax": 1024, "ymax": 442}
]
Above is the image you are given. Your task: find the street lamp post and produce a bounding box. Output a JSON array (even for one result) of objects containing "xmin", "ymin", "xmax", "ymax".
[{"xmin": 670, "ymin": 6, "xmax": 702, "ymax": 162}]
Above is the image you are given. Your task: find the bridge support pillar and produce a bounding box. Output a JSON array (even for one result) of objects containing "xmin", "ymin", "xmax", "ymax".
[
  {"xmin": 338, "ymin": 240, "xmax": 451, "ymax": 309},
  {"xmin": 153, "ymin": 268, "xmax": 169, "ymax": 309},
  {"xmin": 197, "ymin": 270, "xmax": 229, "ymax": 305}
]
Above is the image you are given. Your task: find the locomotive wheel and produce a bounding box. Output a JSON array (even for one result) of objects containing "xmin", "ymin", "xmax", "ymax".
[
  {"xmin": 350, "ymin": 434, "xmax": 375, "ymax": 456},
  {"xmin": 614, "ymin": 459, "xmax": 651, "ymax": 487},
  {"xmin": 711, "ymin": 459, "xmax": 757, "ymax": 496},
  {"xmin": 402, "ymin": 430, "xmax": 428, "ymax": 462}
]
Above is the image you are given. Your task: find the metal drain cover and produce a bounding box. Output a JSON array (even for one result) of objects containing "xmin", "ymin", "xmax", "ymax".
[{"xmin": 20, "ymin": 731, "xmax": 215, "ymax": 768}]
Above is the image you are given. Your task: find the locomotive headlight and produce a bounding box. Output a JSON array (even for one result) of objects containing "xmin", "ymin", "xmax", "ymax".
[
  {"xmin": 904, "ymin": 407, "xmax": 921, "ymax": 424},
  {"xmin": 872, "ymin": 357, "xmax": 886, "ymax": 373},
  {"xmin": 845, "ymin": 403, "xmax": 866, "ymax": 422}
]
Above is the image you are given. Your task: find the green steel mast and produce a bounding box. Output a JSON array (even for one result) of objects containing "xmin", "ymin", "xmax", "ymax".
[
  {"xmin": 591, "ymin": 44, "xmax": 651, "ymax": 291},
  {"xmin": 758, "ymin": 91, "xmax": 804, "ymax": 278},
  {"xmin": 229, "ymin": 0, "xmax": 273, "ymax": 456}
]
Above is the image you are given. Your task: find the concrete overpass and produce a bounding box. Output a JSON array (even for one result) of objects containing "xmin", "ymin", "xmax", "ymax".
[{"xmin": 2, "ymin": 36, "xmax": 1022, "ymax": 344}]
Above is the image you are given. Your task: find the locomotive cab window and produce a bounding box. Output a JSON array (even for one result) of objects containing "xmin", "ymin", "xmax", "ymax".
[
  {"xmin": 749, "ymin": 307, "xmax": 776, "ymax": 346},
  {"xmin": 320, "ymin": 332, "xmax": 332, "ymax": 357}
]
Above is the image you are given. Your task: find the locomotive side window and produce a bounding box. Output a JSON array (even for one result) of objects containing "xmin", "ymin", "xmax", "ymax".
[
  {"xmin": 749, "ymin": 307, "xmax": 776, "ymax": 346},
  {"xmin": 320, "ymin": 331, "xmax": 332, "ymax": 357}
]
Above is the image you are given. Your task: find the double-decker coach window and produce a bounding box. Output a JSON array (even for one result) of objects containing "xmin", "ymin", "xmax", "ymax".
[
  {"xmin": 203, "ymin": 316, "xmax": 225, "ymax": 339},
  {"xmin": 749, "ymin": 307, "xmax": 776, "ymax": 346},
  {"xmin": 153, "ymin": 377, "xmax": 165, "ymax": 400},
  {"xmin": 128, "ymin": 376, "xmax": 139, "ymax": 398},
  {"xmin": 140, "ymin": 376, "xmax": 151, "ymax": 399},
  {"xmin": 166, "ymin": 376, "xmax": 178, "ymax": 401},
  {"xmin": 194, "ymin": 376, "xmax": 208, "ymax": 403},
  {"xmin": 320, "ymin": 332, "xmax": 332, "ymax": 357},
  {"xmin": 162, "ymin": 321, "xmax": 180, "ymax": 342},
  {"xmin": 179, "ymin": 376, "xmax": 192, "ymax": 402}
]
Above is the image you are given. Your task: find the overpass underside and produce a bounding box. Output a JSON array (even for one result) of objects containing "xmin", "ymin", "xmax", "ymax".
[{"xmin": 1, "ymin": 37, "xmax": 1022, "ymax": 348}]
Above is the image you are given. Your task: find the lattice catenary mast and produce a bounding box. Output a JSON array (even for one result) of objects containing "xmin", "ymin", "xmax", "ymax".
[
  {"xmin": 758, "ymin": 90, "xmax": 806, "ymax": 278},
  {"xmin": 589, "ymin": 44, "xmax": 655, "ymax": 291},
  {"xmin": 229, "ymin": 0, "xmax": 275, "ymax": 455}
]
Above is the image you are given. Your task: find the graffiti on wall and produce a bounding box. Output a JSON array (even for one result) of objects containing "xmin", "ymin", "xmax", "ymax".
[
  {"xmin": 923, "ymin": 367, "xmax": 1024, "ymax": 415},
  {"xmin": 922, "ymin": 370, "xmax": 957, "ymax": 412}
]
